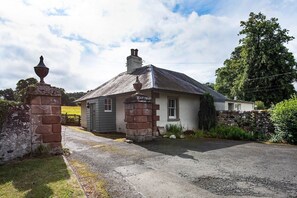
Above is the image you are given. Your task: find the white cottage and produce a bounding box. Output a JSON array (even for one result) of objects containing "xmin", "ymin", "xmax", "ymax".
[{"xmin": 76, "ymin": 49, "xmax": 253, "ymax": 133}]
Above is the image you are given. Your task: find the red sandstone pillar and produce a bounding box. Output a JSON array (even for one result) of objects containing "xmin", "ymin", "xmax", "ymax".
[
  {"xmin": 125, "ymin": 77, "xmax": 160, "ymax": 142},
  {"xmin": 27, "ymin": 84, "xmax": 62, "ymax": 153},
  {"xmin": 26, "ymin": 56, "xmax": 62, "ymax": 154},
  {"xmin": 125, "ymin": 95, "xmax": 154, "ymax": 142}
]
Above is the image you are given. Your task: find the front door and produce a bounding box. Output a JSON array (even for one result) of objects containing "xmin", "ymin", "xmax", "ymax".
[{"xmin": 90, "ymin": 103, "xmax": 96, "ymax": 131}]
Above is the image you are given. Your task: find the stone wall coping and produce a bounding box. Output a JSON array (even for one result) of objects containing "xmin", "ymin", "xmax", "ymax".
[
  {"xmin": 27, "ymin": 83, "xmax": 61, "ymax": 97},
  {"xmin": 217, "ymin": 110, "xmax": 269, "ymax": 113}
]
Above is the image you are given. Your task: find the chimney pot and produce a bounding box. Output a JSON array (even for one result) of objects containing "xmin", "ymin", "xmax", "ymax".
[{"xmin": 127, "ymin": 49, "xmax": 142, "ymax": 73}]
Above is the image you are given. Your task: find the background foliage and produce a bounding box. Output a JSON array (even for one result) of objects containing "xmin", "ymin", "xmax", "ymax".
[
  {"xmin": 0, "ymin": 77, "xmax": 85, "ymax": 106},
  {"xmin": 215, "ymin": 12, "xmax": 297, "ymax": 106},
  {"xmin": 0, "ymin": 99, "xmax": 19, "ymax": 130}
]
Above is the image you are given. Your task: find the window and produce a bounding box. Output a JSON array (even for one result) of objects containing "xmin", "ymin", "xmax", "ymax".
[
  {"xmin": 228, "ymin": 103, "xmax": 234, "ymax": 111},
  {"xmin": 104, "ymin": 98, "xmax": 112, "ymax": 112},
  {"xmin": 235, "ymin": 103, "xmax": 241, "ymax": 111},
  {"xmin": 168, "ymin": 98, "xmax": 178, "ymax": 120}
]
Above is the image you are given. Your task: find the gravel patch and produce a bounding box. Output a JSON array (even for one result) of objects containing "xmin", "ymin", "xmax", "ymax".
[{"xmin": 193, "ymin": 175, "xmax": 296, "ymax": 197}]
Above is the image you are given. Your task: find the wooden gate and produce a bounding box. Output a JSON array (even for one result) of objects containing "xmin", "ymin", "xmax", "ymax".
[{"xmin": 61, "ymin": 113, "xmax": 81, "ymax": 126}]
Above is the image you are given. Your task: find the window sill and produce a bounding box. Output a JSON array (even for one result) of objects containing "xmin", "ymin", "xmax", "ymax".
[
  {"xmin": 104, "ymin": 110, "xmax": 112, "ymax": 113},
  {"xmin": 167, "ymin": 118, "xmax": 180, "ymax": 122}
]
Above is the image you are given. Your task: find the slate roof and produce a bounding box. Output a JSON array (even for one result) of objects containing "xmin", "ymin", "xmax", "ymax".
[{"xmin": 76, "ymin": 65, "xmax": 227, "ymax": 102}]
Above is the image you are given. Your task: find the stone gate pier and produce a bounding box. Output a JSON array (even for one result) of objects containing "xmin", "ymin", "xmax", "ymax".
[
  {"xmin": 27, "ymin": 56, "xmax": 62, "ymax": 153},
  {"xmin": 27, "ymin": 83, "xmax": 62, "ymax": 153},
  {"xmin": 124, "ymin": 77, "xmax": 159, "ymax": 142},
  {"xmin": 0, "ymin": 56, "xmax": 62, "ymax": 164}
]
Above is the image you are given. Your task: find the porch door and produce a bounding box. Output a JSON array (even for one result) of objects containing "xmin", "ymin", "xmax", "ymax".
[{"xmin": 90, "ymin": 103, "xmax": 96, "ymax": 131}]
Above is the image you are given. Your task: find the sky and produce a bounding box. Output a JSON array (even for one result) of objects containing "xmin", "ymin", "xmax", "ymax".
[{"xmin": 0, "ymin": 0, "xmax": 297, "ymax": 92}]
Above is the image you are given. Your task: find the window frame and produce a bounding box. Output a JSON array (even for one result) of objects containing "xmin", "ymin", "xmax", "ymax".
[
  {"xmin": 235, "ymin": 103, "xmax": 241, "ymax": 111},
  {"xmin": 167, "ymin": 97, "xmax": 179, "ymax": 121},
  {"xmin": 104, "ymin": 98, "xmax": 112, "ymax": 112}
]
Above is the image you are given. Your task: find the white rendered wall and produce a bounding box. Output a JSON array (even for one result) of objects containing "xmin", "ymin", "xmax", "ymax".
[
  {"xmin": 240, "ymin": 102, "xmax": 254, "ymax": 111},
  {"xmin": 156, "ymin": 92, "xmax": 200, "ymax": 131},
  {"xmin": 225, "ymin": 101, "xmax": 254, "ymax": 111},
  {"xmin": 214, "ymin": 102, "xmax": 225, "ymax": 111}
]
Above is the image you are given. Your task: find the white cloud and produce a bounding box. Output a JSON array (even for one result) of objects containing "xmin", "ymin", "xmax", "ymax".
[{"xmin": 0, "ymin": 0, "xmax": 296, "ymax": 92}]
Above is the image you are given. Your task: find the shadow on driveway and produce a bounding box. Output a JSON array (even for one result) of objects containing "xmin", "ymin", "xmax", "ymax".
[
  {"xmin": 136, "ymin": 137, "xmax": 249, "ymax": 160},
  {"xmin": 91, "ymin": 132, "xmax": 126, "ymax": 140}
]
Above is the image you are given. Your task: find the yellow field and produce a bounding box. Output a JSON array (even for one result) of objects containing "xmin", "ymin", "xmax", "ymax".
[{"xmin": 61, "ymin": 106, "xmax": 81, "ymax": 115}]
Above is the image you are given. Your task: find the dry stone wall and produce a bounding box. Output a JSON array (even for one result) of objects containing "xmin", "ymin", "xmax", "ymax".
[
  {"xmin": 0, "ymin": 83, "xmax": 61, "ymax": 164},
  {"xmin": 217, "ymin": 111, "xmax": 274, "ymax": 135},
  {"xmin": 0, "ymin": 105, "xmax": 31, "ymax": 163}
]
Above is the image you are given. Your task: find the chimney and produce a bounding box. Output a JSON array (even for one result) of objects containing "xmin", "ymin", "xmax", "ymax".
[{"xmin": 127, "ymin": 49, "xmax": 142, "ymax": 73}]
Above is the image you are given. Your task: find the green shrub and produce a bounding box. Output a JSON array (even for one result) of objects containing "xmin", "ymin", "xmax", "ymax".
[
  {"xmin": 166, "ymin": 124, "xmax": 183, "ymax": 137},
  {"xmin": 194, "ymin": 130, "xmax": 204, "ymax": 138},
  {"xmin": 208, "ymin": 124, "xmax": 254, "ymax": 140},
  {"xmin": 0, "ymin": 99, "xmax": 19, "ymax": 129},
  {"xmin": 270, "ymin": 96, "xmax": 297, "ymax": 144},
  {"xmin": 34, "ymin": 144, "xmax": 50, "ymax": 156},
  {"xmin": 269, "ymin": 132, "xmax": 285, "ymax": 143},
  {"xmin": 255, "ymin": 101, "xmax": 266, "ymax": 110},
  {"xmin": 252, "ymin": 132, "xmax": 270, "ymax": 141}
]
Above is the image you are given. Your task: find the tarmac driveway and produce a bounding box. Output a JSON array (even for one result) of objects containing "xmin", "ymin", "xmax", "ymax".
[{"xmin": 63, "ymin": 126, "xmax": 297, "ymax": 198}]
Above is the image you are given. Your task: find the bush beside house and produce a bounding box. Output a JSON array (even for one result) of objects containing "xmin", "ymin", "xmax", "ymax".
[
  {"xmin": 270, "ymin": 96, "xmax": 297, "ymax": 144},
  {"xmin": 198, "ymin": 93, "xmax": 216, "ymax": 131}
]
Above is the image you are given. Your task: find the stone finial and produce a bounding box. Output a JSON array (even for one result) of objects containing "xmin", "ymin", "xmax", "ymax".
[
  {"xmin": 133, "ymin": 76, "xmax": 142, "ymax": 94},
  {"xmin": 34, "ymin": 56, "xmax": 49, "ymax": 84}
]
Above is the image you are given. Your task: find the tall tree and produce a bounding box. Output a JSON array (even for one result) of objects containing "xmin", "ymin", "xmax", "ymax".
[
  {"xmin": 204, "ymin": 82, "xmax": 215, "ymax": 90},
  {"xmin": 215, "ymin": 46, "xmax": 245, "ymax": 98},
  {"xmin": 16, "ymin": 77, "xmax": 38, "ymax": 102},
  {"xmin": 215, "ymin": 12, "xmax": 297, "ymax": 106},
  {"xmin": 0, "ymin": 88, "xmax": 15, "ymax": 101}
]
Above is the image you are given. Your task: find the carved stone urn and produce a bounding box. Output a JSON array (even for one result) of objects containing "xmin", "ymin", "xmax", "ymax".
[
  {"xmin": 133, "ymin": 76, "xmax": 142, "ymax": 94},
  {"xmin": 34, "ymin": 56, "xmax": 49, "ymax": 84}
]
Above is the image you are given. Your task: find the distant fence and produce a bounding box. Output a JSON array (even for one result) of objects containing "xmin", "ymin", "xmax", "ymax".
[{"xmin": 61, "ymin": 114, "xmax": 81, "ymax": 126}]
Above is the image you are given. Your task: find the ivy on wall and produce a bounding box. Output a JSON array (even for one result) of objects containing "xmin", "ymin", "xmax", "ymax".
[{"xmin": 0, "ymin": 99, "xmax": 19, "ymax": 130}]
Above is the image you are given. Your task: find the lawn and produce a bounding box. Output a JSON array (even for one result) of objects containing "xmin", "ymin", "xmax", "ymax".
[
  {"xmin": 0, "ymin": 156, "xmax": 84, "ymax": 198},
  {"xmin": 62, "ymin": 106, "xmax": 81, "ymax": 116}
]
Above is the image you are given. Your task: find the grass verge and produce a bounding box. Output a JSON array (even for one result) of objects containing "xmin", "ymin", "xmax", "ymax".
[
  {"xmin": 67, "ymin": 158, "xmax": 110, "ymax": 198},
  {"xmin": 0, "ymin": 156, "xmax": 84, "ymax": 198}
]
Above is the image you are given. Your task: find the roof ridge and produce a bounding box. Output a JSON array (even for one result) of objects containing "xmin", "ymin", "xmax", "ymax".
[{"xmin": 150, "ymin": 65, "xmax": 155, "ymax": 88}]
